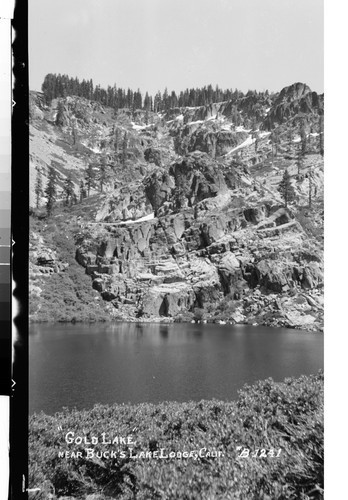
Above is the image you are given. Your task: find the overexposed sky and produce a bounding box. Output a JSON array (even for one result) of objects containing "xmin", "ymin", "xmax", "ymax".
[{"xmin": 29, "ymin": 0, "xmax": 323, "ymax": 95}]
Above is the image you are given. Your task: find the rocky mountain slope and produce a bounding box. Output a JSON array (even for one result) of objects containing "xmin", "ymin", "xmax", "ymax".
[{"xmin": 29, "ymin": 82, "xmax": 324, "ymax": 331}]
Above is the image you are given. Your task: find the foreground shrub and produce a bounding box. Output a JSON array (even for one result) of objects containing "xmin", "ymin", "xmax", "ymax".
[{"xmin": 29, "ymin": 372, "xmax": 323, "ymax": 499}]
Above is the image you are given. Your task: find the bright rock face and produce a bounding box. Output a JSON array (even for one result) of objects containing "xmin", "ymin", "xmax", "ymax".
[{"xmin": 29, "ymin": 82, "xmax": 324, "ymax": 330}]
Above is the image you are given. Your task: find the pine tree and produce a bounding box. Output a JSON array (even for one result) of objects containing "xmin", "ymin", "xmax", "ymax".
[
  {"xmin": 34, "ymin": 167, "xmax": 44, "ymax": 208},
  {"xmin": 85, "ymin": 164, "xmax": 96, "ymax": 197},
  {"xmin": 252, "ymin": 131, "xmax": 260, "ymax": 153},
  {"xmin": 126, "ymin": 88, "xmax": 133, "ymax": 109},
  {"xmin": 231, "ymin": 107, "xmax": 239, "ymax": 126},
  {"xmin": 88, "ymin": 79, "xmax": 94, "ymax": 100},
  {"xmin": 300, "ymin": 123, "xmax": 307, "ymax": 155},
  {"xmin": 255, "ymin": 136, "xmax": 259, "ymax": 153},
  {"xmin": 278, "ymin": 169, "xmax": 295, "ymax": 208},
  {"xmin": 173, "ymin": 170, "xmax": 188, "ymax": 210},
  {"xmin": 271, "ymin": 128, "xmax": 280, "ymax": 157},
  {"xmin": 94, "ymin": 84, "xmax": 101, "ymax": 102},
  {"xmin": 143, "ymin": 92, "xmax": 150, "ymax": 111},
  {"xmin": 122, "ymin": 132, "xmax": 128, "ymax": 166},
  {"xmin": 319, "ymin": 114, "xmax": 324, "ymax": 156},
  {"xmin": 79, "ymin": 180, "xmax": 87, "ymax": 202},
  {"xmin": 152, "ymin": 175, "xmax": 162, "ymax": 216},
  {"xmin": 56, "ymin": 100, "xmax": 65, "ymax": 127},
  {"xmin": 308, "ymin": 167, "xmax": 313, "ymax": 207},
  {"xmin": 207, "ymin": 84, "xmax": 214, "ymax": 104},
  {"xmin": 296, "ymin": 147, "xmax": 303, "ymax": 175},
  {"xmin": 114, "ymin": 127, "xmax": 120, "ymax": 154},
  {"xmin": 144, "ymin": 108, "xmax": 149, "ymax": 126},
  {"xmin": 45, "ymin": 167, "xmax": 58, "ymax": 215},
  {"xmin": 163, "ymin": 88, "xmax": 169, "ymax": 110},
  {"xmin": 134, "ymin": 89, "xmax": 142, "ymax": 110},
  {"xmin": 63, "ymin": 173, "xmax": 75, "ymax": 206},
  {"xmin": 56, "ymin": 73, "xmax": 64, "ymax": 97},
  {"xmin": 98, "ymin": 156, "xmax": 111, "ymax": 192},
  {"xmin": 170, "ymin": 90, "xmax": 178, "ymax": 108},
  {"xmin": 41, "ymin": 73, "xmax": 56, "ymax": 104},
  {"xmin": 288, "ymin": 126, "xmax": 293, "ymax": 150},
  {"xmin": 71, "ymin": 121, "xmax": 77, "ymax": 145}
]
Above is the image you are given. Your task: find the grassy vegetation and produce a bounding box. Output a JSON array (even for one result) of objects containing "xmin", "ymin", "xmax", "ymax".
[
  {"xmin": 30, "ymin": 212, "xmax": 111, "ymax": 323},
  {"xmin": 29, "ymin": 372, "xmax": 323, "ymax": 499}
]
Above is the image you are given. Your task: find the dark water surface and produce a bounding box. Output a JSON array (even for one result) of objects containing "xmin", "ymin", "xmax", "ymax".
[{"xmin": 29, "ymin": 322, "xmax": 323, "ymax": 414}]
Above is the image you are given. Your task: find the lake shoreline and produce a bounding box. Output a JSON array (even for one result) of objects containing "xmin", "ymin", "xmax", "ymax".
[{"xmin": 29, "ymin": 316, "xmax": 323, "ymax": 333}]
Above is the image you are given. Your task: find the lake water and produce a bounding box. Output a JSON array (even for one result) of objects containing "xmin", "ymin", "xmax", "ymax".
[{"xmin": 29, "ymin": 322, "xmax": 323, "ymax": 415}]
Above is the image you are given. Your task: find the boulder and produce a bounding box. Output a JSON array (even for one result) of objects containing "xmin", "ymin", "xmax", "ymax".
[
  {"xmin": 143, "ymin": 168, "xmax": 175, "ymax": 212},
  {"xmin": 218, "ymin": 252, "xmax": 240, "ymax": 274},
  {"xmin": 92, "ymin": 278, "xmax": 104, "ymax": 292},
  {"xmin": 263, "ymin": 82, "xmax": 323, "ymax": 129},
  {"xmin": 101, "ymin": 290, "xmax": 117, "ymax": 301},
  {"xmin": 254, "ymin": 259, "xmax": 295, "ymax": 293},
  {"xmin": 301, "ymin": 263, "xmax": 323, "ymax": 290},
  {"xmin": 142, "ymin": 283, "xmax": 195, "ymax": 317},
  {"xmin": 200, "ymin": 217, "xmax": 226, "ymax": 246},
  {"xmin": 217, "ymin": 252, "xmax": 246, "ymax": 295}
]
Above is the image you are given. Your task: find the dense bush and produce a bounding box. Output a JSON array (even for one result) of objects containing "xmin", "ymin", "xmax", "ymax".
[
  {"xmin": 208, "ymin": 293, "xmax": 240, "ymax": 322},
  {"xmin": 29, "ymin": 372, "xmax": 323, "ymax": 499}
]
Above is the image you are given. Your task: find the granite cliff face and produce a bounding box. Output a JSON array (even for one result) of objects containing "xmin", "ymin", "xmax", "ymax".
[
  {"xmin": 29, "ymin": 82, "xmax": 324, "ymax": 331},
  {"xmin": 263, "ymin": 82, "xmax": 324, "ymax": 129}
]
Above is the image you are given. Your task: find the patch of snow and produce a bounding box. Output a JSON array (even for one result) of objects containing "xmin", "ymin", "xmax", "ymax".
[
  {"xmin": 131, "ymin": 122, "xmax": 152, "ymax": 131},
  {"xmin": 293, "ymin": 136, "xmax": 301, "ymax": 143},
  {"xmin": 265, "ymin": 107, "xmax": 271, "ymax": 113},
  {"xmin": 225, "ymin": 135, "xmax": 254, "ymax": 156},
  {"xmin": 117, "ymin": 212, "xmax": 155, "ymax": 225},
  {"xmin": 135, "ymin": 212, "xmax": 155, "ymax": 222},
  {"xmin": 235, "ymin": 126, "xmax": 245, "ymax": 132},
  {"xmin": 239, "ymin": 175, "xmax": 253, "ymax": 186},
  {"xmin": 91, "ymin": 147, "xmax": 101, "ymax": 153},
  {"xmin": 309, "ymin": 132, "xmax": 319, "ymax": 137},
  {"xmin": 235, "ymin": 125, "xmax": 252, "ymax": 133},
  {"xmin": 81, "ymin": 142, "xmax": 102, "ymax": 154},
  {"xmin": 176, "ymin": 114, "xmax": 184, "ymax": 121},
  {"xmin": 131, "ymin": 122, "xmax": 145, "ymax": 130},
  {"xmin": 187, "ymin": 119, "xmax": 204, "ymax": 125}
]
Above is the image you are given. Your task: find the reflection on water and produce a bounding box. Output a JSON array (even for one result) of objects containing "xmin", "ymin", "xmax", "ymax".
[{"xmin": 29, "ymin": 323, "xmax": 323, "ymax": 415}]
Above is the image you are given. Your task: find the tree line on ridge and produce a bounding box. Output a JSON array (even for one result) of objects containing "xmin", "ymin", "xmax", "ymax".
[{"xmin": 41, "ymin": 73, "xmax": 269, "ymax": 112}]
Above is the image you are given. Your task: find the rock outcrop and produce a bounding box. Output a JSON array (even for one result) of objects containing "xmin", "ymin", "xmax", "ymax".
[
  {"xmin": 29, "ymin": 82, "xmax": 324, "ymax": 331},
  {"xmin": 174, "ymin": 122, "xmax": 249, "ymax": 157},
  {"xmin": 263, "ymin": 82, "xmax": 324, "ymax": 129}
]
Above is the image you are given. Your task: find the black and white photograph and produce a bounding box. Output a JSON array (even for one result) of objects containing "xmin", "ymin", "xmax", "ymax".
[{"xmin": 27, "ymin": 0, "xmax": 324, "ymax": 498}]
